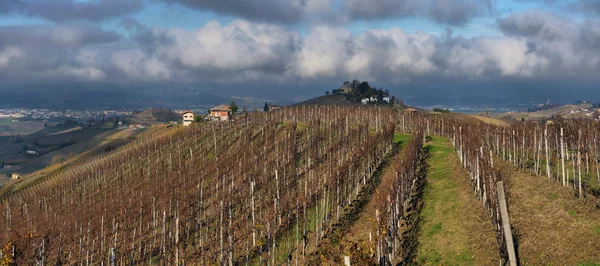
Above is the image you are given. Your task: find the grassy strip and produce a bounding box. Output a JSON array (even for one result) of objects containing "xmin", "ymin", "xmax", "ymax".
[{"xmin": 417, "ymin": 136, "xmax": 480, "ymax": 265}]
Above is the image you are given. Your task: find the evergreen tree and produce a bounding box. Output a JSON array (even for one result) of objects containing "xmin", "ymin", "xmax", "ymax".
[
  {"xmin": 230, "ymin": 101, "xmax": 239, "ymax": 115},
  {"xmin": 264, "ymin": 102, "xmax": 269, "ymax": 112}
]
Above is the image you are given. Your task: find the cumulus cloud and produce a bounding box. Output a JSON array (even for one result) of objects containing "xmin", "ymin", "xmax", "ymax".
[
  {"xmin": 1, "ymin": 13, "xmax": 600, "ymax": 93},
  {"xmin": 344, "ymin": 0, "xmax": 493, "ymax": 25},
  {"xmin": 293, "ymin": 26, "xmax": 352, "ymax": 78},
  {"xmin": 442, "ymin": 36, "xmax": 548, "ymax": 78},
  {"xmin": 293, "ymin": 26, "xmax": 439, "ymax": 81},
  {"xmin": 2, "ymin": 0, "xmax": 144, "ymax": 22},
  {"xmin": 292, "ymin": 25, "xmax": 552, "ymax": 81},
  {"xmin": 112, "ymin": 48, "xmax": 170, "ymax": 80},
  {"xmin": 496, "ymin": 11, "xmax": 600, "ymax": 76},
  {"xmin": 0, "ymin": 46, "xmax": 22, "ymax": 68},
  {"xmin": 157, "ymin": 20, "xmax": 298, "ymax": 71}
]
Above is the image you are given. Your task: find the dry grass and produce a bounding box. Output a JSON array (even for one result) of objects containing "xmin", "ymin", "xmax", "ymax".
[
  {"xmin": 470, "ymin": 115, "xmax": 511, "ymax": 127},
  {"xmin": 504, "ymin": 163, "xmax": 600, "ymax": 265},
  {"xmin": 0, "ymin": 119, "xmax": 46, "ymax": 136},
  {"xmin": 48, "ymin": 127, "xmax": 82, "ymax": 136},
  {"xmin": 417, "ymin": 136, "xmax": 498, "ymax": 265}
]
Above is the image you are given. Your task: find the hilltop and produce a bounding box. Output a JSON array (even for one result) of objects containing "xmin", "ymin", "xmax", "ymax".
[
  {"xmin": 295, "ymin": 80, "xmax": 404, "ymax": 108},
  {"xmin": 331, "ymin": 80, "xmax": 401, "ymax": 105}
]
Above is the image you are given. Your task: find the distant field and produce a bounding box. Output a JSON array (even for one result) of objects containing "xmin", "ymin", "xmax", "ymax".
[
  {"xmin": 0, "ymin": 119, "xmax": 45, "ymax": 136},
  {"xmin": 48, "ymin": 127, "xmax": 82, "ymax": 135},
  {"xmin": 470, "ymin": 115, "xmax": 511, "ymax": 127}
]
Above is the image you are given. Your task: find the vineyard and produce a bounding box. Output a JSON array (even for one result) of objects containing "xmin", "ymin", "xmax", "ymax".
[{"xmin": 1, "ymin": 106, "xmax": 599, "ymax": 265}]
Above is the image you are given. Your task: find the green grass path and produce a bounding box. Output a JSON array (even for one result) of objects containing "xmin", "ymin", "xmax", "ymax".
[{"xmin": 417, "ymin": 136, "xmax": 498, "ymax": 265}]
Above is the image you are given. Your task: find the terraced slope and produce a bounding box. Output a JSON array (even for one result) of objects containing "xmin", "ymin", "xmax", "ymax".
[{"xmin": 417, "ymin": 136, "xmax": 498, "ymax": 265}]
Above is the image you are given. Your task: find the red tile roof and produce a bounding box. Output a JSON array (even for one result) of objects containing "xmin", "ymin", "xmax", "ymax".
[{"xmin": 210, "ymin": 105, "xmax": 230, "ymax": 112}]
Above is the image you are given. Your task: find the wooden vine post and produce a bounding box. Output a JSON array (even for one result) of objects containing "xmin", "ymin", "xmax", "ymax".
[{"xmin": 496, "ymin": 181, "xmax": 517, "ymax": 266}]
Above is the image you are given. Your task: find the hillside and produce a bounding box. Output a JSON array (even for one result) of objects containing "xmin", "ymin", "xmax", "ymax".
[
  {"xmin": 0, "ymin": 108, "xmax": 180, "ymax": 184},
  {"xmin": 0, "ymin": 106, "xmax": 599, "ymax": 265},
  {"xmin": 0, "ymin": 124, "xmax": 168, "ymax": 200},
  {"xmin": 494, "ymin": 103, "xmax": 600, "ymax": 121},
  {"xmin": 128, "ymin": 108, "xmax": 180, "ymax": 125},
  {"xmin": 0, "ymin": 127, "xmax": 116, "ymax": 175},
  {"xmin": 0, "ymin": 106, "xmax": 400, "ymax": 264},
  {"xmin": 0, "ymin": 119, "xmax": 45, "ymax": 136}
]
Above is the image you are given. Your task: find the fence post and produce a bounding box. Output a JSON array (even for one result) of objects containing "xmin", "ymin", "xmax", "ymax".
[
  {"xmin": 497, "ymin": 181, "xmax": 517, "ymax": 266},
  {"xmin": 344, "ymin": 256, "xmax": 351, "ymax": 266}
]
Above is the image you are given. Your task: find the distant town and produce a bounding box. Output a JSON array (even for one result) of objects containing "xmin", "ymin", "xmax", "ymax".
[{"xmin": 0, "ymin": 108, "xmax": 133, "ymax": 121}]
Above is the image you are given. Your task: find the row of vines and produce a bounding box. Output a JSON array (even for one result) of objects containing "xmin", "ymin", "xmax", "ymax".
[{"xmin": 373, "ymin": 130, "xmax": 426, "ymax": 265}]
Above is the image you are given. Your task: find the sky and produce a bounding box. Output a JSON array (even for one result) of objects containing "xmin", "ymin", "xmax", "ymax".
[{"xmin": 1, "ymin": 0, "xmax": 600, "ymax": 107}]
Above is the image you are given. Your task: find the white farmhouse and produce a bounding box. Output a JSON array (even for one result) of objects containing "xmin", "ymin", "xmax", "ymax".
[{"xmin": 182, "ymin": 111, "xmax": 195, "ymax": 126}]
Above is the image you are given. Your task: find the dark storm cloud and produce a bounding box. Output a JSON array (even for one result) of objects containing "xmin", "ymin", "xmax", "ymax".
[
  {"xmin": 1, "ymin": 0, "xmax": 144, "ymax": 22},
  {"xmin": 0, "ymin": 25, "xmax": 121, "ymax": 47},
  {"xmin": 497, "ymin": 10, "xmax": 574, "ymax": 39},
  {"xmin": 159, "ymin": 0, "xmax": 319, "ymax": 24},
  {"xmin": 569, "ymin": 0, "xmax": 600, "ymax": 16},
  {"xmin": 0, "ymin": 24, "xmax": 122, "ymax": 83},
  {"xmin": 0, "ymin": 0, "xmax": 24, "ymax": 15},
  {"xmin": 343, "ymin": 0, "xmax": 494, "ymax": 25}
]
